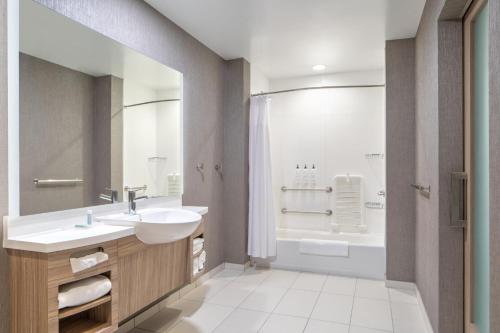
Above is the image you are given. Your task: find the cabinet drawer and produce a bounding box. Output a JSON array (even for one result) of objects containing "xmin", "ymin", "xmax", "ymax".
[{"xmin": 48, "ymin": 240, "xmax": 117, "ymax": 286}]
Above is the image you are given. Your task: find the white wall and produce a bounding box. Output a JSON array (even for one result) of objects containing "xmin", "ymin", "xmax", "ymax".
[
  {"xmin": 250, "ymin": 64, "xmax": 270, "ymax": 94},
  {"xmin": 269, "ymin": 70, "xmax": 386, "ymax": 235},
  {"xmin": 123, "ymin": 81, "xmax": 181, "ymax": 198},
  {"xmin": 270, "ymin": 69, "xmax": 384, "ymax": 91}
]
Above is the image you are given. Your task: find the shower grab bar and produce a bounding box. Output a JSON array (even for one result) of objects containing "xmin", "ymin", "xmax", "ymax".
[
  {"xmin": 281, "ymin": 208, "xmax": 333, "ymax": 216},
  {"xmin": 34, "ymin": 178, "xmax": 84, "ymax": 186},
  {"xmin": 281, "ymin": 186, "xmax": 333, "ymax": 193}
]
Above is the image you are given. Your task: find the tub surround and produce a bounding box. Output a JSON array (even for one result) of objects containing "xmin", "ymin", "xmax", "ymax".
[
  {"xmin": 3, "ymin": 197, "xmax": 208, "ymax": 253},
  {"xmin": 273, "ymin": 229, "xmax": 386, "ymax": 279}
]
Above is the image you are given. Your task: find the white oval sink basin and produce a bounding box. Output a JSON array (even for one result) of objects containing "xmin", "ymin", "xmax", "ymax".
[
  {"xmin": 136, "ymin": 208, "xmax": 201, "ymax": 244},
  {"xmin": 97, "ymin": 208, "xmax": 201, "ymax": 244}
]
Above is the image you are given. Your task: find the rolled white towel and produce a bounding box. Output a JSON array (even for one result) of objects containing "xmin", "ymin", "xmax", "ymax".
[
  {"xmin": 193, "ymin": 243, "xmax": 203, "ymax": 255},
  {"xmin": 70, "ymin": 252, "xmax": 108, "ymax": 273},
  {"xmin": 193, "ymin": 237, "xmax": 204, "ymax": 246},
  {"xmin": 193, "ymin": 257, "xmax": 199, "ymax": 275},
  {"xmin": 198, "ymin": 251, "xmax": 207, "ymax": 270},
  {"xmin": 58, "ymin": 275, "xmax": 111, "ymax": 309},
  {"xmin": 193, "ymin": 238, "xmax": 205, "ymax": 254}
]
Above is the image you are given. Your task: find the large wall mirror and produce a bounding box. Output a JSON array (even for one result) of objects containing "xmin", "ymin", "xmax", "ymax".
[{"xmin": 18, "ymin": 0, "xmax": 183, "ymax": 215}]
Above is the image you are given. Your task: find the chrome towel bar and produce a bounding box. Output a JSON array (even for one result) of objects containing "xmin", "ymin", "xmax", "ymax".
[
  {"xmin": 281, "ymin": 186, "xmax": 333, "ymax": 193},
  {"xmin": 33, "ymin": 179, "xmax": 84, "ymax": 186},
  {"xmin": 281, "ymin": 208, "xmax": 333, "ymax": 216}
]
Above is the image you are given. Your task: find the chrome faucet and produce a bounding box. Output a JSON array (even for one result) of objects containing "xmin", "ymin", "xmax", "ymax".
[
  {"xmin": 124, "ymin": 185, "xmax": 148, "ymax": 215},
  {"xmin": 99, "ymin": 188, "xmax": 119, "ymax": 203}
]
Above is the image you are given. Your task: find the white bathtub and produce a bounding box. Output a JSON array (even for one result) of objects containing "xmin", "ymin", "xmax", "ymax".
[{"xmin": 268, "ymin": 228, "xmax": 386, "ymax": 279}]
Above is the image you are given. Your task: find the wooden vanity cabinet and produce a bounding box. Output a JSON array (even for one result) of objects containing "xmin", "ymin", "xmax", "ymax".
[
  {"xmin": 117, "ymin": 215, "xmax": 207, "ymax": 321},
  {"xmin": 9, "ymin": 241, "xmax": 119, "ymax": 333},
  {"xmin": 9, "ymin": 214, "xmax": 207, "ymax": 333}
]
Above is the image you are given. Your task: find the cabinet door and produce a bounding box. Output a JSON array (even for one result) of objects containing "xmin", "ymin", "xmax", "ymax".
[
  {"xmin": 118, "ymin": 245, "xmax": 161, "ymax": 321},
  {"xmin": 118, "ymin": 237, "xmax": 188, "ymax": 321},
  {"xmin": 159, "ymin": 240, "xmax": 188, "ymax": 295}
]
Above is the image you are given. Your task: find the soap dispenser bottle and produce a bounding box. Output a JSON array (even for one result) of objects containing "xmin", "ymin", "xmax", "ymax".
[{"xmin": 87, "ymin": 209, "xmax": 93, "ymax": 226}]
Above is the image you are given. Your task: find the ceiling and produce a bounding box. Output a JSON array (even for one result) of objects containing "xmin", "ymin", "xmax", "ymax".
[
  {"xmin": 145, "ymin": 0, "xmax": 425, "ymax": 79},
  {"xmin": 21, "ymin": 0, "xmax": 181, "ymax": 91}
]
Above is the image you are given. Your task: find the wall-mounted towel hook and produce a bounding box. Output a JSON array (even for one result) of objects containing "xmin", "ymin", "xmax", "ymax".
[
  {"xmin": 312, "ymin": 164, "xmax": 316, "ymax": 169},
  {"xmin": 196, "ymin": 163, "xmax": 205, "ymax": 181},
  {"xmin": 304, "ymin": 164, "xmax": 308, "ymax": 169},
  {"xmin": 296, "ymin": 164, "xmax": 300, "ymax": 169},
  {"xmin": 214, "ymin": 164, "xmax": 223, "ymax": 179},
  {"xmin": 411, "ymin": 183, "xmax": 431, "ymax": 197}
]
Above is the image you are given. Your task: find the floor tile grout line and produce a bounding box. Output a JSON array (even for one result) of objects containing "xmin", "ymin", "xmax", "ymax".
[
  {"xmin": 167, "ymin": 270, "xmax": 243, "ymax": 333},
  {"xmin": 347, "ymin": 278, "xmax": 358, "ymax": 331},
  {"xmin": 387, "ymin": 284, "xmax": 396, "ymax": 333},
  {"xmin": 207, "ymin": 268, "xmax": 271, "ymax": 333},
  {"xmin": 157, "ymin": 268, "xmax": 407, "ymax": 333},
  {"xmin": 257, "ymin": 269, "xmax": 301, "ymax": 331},
  {"xmin": 207, "ymin": 305, "xmax": 238, "ymax": 333},
  {"xmin": 301, "ymin": 273, "xmax": 328, "ymax": 333}
]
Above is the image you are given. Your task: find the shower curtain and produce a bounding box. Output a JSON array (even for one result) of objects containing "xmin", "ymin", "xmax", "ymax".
[{"xmin": 248, "ymin": 96, "xmax": 276, "ymax": 259}]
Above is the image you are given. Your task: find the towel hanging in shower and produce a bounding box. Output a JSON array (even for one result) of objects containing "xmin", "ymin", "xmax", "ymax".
[{"xmin": 248, "ymin": 96, "xmax": 277, "ymax": 259}]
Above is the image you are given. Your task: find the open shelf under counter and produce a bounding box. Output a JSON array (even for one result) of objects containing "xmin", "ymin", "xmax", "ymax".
[
  {"xmin": 59, "ymin": 317, "xmax": 112, "ymax": 333},
  {"xmin": 58, "ymin": 295, "xmax": 112, "ymax": 320}
]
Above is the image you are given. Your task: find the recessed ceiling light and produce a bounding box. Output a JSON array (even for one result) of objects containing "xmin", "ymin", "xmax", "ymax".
[{"xmin": 312, "ymin": 64, "xmax": 326, "ymax": 71}]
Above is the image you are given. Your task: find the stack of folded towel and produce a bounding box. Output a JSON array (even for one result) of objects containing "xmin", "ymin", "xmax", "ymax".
[
  {"xmin": 193, "ymin": 257, "xmax": 200, "ymax": 275},
  {"xmin": 58, "ymin": 275, "xmax": 112, "ymax": 309},
  {"xmin": 192, "ymin": 250, "xmax": 207, "ymax": 276},
  {"xmin": 198, "ymin": 250, "xmax": 206, "ymax": 270},
  {"xmin": 193, "ymin": 237, "xmax": 204, "ymax": 255}
]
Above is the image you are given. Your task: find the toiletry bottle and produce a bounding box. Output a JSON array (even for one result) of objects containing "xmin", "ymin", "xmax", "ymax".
[
  {"xmin": 87, "ymin": 210, "xmax": 93, "ymax": 226},
  {"xmin": 311, "ymin": 164, "xmax": 317, "ymax": 187}
]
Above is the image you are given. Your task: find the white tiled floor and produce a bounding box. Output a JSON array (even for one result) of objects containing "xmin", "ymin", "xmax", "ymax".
[{"xmin": 129, "ymin": 267, "xmax": 429, "ymax": 333}]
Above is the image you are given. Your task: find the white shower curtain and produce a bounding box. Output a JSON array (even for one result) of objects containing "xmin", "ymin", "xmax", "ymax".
[{"xmin": 248, "ymin": 96, "xmax": 276, "ymax": 259}]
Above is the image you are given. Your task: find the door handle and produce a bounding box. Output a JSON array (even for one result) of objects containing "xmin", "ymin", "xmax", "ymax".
[{"xmin": 451, "ymin": 172, "xmax": 467, "ymax": 228}]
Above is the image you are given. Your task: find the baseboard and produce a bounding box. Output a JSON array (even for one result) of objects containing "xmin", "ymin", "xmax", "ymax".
[
  {"xmin": 224, "ymin": 261, "xmax": 251, "ymax": 271},
  {"xmin": 385, "ymin": 280, "xmax": 434, "ymax": 333},
  {"xmin": 416, "ymin": 285, "xmax": 435, "ymax": 333},
  {"xmin": 385, "ymin": 279, "xmax": 416, "ymax": 290}
]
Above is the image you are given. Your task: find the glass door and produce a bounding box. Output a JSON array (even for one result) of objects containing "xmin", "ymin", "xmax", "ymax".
[{"xmin": 464, "ymin": 0, "xmax": 489, "ymax": 332}]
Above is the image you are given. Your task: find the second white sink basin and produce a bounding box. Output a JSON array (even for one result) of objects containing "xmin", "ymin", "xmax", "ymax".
[{"xmin": 97, "ymin": 208, "xmax": 202, "ymax": 244}]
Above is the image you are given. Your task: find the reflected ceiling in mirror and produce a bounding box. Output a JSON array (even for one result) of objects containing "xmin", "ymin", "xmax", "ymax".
[{"xmin": 19, "ymin": 0, "xmax": 183, "ymax": 215}]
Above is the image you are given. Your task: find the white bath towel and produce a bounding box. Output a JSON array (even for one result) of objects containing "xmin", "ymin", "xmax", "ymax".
[
  {"xmin": 193, "ymin": 243, "xmax": 203, "ymax": 255},
  {"xmin": 193, "ymin": 238, "xmax": 205, "ymax": 254},
  {"xmin": 193, "ymin": 257, "xmax": 200, "ymax": 275},
  {"xmin": 58, "ymin": 275, "xmax": 111, "ymax": 309},
  {"xmin": 198, "ymin": 250, "xmax": 207, "ymax": 270},
  {"xmin": 299, "ymin": 239, "xmax": 349, "ymax": 257},
  {"xmin": 70, "ymin": 252, "xmax": 109, "ymax": 273},
  {"xmin": 193, "ymin": 237, "xmax": 204, "ymax": 246}
]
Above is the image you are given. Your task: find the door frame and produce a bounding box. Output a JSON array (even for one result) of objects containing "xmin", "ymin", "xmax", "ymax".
[{"xmin": 463, "ymin": 0, "xmax": 488, "ymax": 332}]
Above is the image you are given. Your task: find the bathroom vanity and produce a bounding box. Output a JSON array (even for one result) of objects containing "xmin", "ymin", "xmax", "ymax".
[{"xmin": 5, "ymin": 204, "xmax": 208, "ymax": 333}]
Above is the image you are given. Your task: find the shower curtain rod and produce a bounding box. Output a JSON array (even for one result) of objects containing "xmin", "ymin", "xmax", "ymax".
[
  {"xmin": 124, "ymin": 98, "xmax": 180, "ymax": 108},
  {"xmin": 251, "ymin": 84, "xmax": 385, "ymax": 97}
]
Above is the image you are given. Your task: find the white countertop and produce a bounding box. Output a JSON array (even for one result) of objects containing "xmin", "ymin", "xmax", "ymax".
[{"xmin": 3, "ymin": 198, "xmax": 208, "ymax": 253}]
